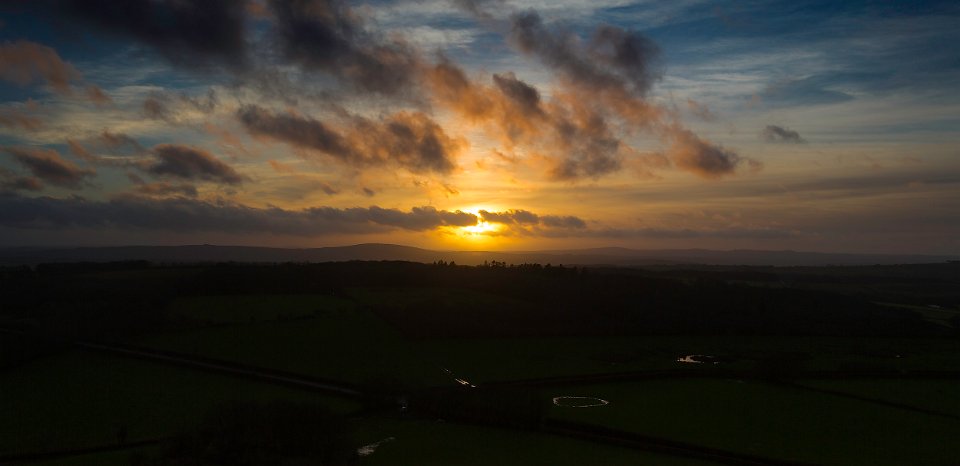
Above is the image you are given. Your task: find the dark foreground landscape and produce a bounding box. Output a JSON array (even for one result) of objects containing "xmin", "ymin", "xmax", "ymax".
[{"xmin": 2, "ymin": 252, "xmax": 959, "ymax": 465}]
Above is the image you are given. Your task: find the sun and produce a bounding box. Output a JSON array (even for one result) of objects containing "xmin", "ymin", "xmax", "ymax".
[
  {"xmin": 461, "ymin": 219, "xmax": 499, "ymax": 235},
  {"xmin": 455, "ymin": 206, "xmax": 502, "ymax": 238}
]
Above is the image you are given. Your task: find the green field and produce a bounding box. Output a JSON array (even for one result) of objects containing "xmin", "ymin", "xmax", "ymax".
[
  {"xmin": 353, "ymin": 418, "xmax": 721, "ymax": 466},
  {"xmin": 26, "ymin": 447, "xmax": 158, "ymax": 466},
  {"xmin": 416, "ymin": 335, "xmax": 960, "ymax": 383},
  {"xmin": 166, "ymin": 293, "xmax": 358, "ymax": 324},
  {"xmin": 0, "ymin": 350, "xmax": 360, "ymax": 457},
  {"xmin": 6, "ymin": 282, "xmax": 959, "ymax": 465},
  {"xmin": 796, "ymin": 379, "xmax": 960, "ymax": 418},
  {"xmin": 544, "ymin": 379, "xmax": 960, "ymax": 465},
  {"xmin": 136, "ymin": 294, "xmax": 451, "ymax": 387}
]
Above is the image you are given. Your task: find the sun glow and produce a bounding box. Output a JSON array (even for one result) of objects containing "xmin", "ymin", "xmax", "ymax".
[
  {"xmin": 455, "ymin": 206, "xmax": 502, "ymax": 239},
  {"xmin": 461, "ymin": 220, "xmax": 499, "ymax": 235}
]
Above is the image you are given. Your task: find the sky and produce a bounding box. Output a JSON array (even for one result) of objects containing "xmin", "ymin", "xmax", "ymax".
[{"xmin": 0, "ymin": 0, "xmax": 958, "ymax": 254}]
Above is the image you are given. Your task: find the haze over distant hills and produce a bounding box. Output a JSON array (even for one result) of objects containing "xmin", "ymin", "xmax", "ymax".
[{"xmin": 0, "ymin": 244, "xmax": 955, "ymax": 267}]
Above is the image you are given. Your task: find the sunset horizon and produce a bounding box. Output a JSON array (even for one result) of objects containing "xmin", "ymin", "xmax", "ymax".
[{"xmin": 1, "ymin": 1, "xmax": 957, "ymax": 255}]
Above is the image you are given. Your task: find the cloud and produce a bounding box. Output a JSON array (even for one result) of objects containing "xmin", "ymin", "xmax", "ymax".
[
  {"xmin": 759, "ymin": 76, "xmax": 854, "ymax": 106},
  {"xmin": 237, "ymin": 105, "xmax": 462, "ymax": 174},
  {"xmin": 0, "ymin": 193, "xmax": 606, "ymax": 239},
  {"xmin": 85, "ymin": 85, "xmax": 112, "ymax": 106},
  {"xmin": 142, "ymin": 97, "xmax": 170, "ymax": 121},
  {"xmin": 541, "ymin": 215, "xmax": 587, "ymax": 229},
  {"xmin": 476, "ymin": 208, "xmax": 587, "ymax": 235},
  {"xmin": 508, "ymin": 12, "xmax": 661, "ymax": 97},
  {"xmin": 266, "ymin": 0, "xmax": 420, "ymax": 94},
  {"xmin": 99, "ymin": 130, "xmax": 145, "ymax": 152},
  {"xmin": 686, "ymin": 99, "xmax": 716, "ymax": 121},
  {"xmin": 451, "ymin": 0, "xmax": 504, "ymax": 19},
  {"xmin": 0, "ymin": 40, "xmax": 80, "ymax": 93},
  {"xmin": 479, "ymin": 209, "xmax": 540, "ymax": 225},
  {"xmin": 0, "ymin": 194, "xmax": 484, "ymax": 235},
  {"xmin": 58, "ymin": 0, "xmax": 248, "ymax": 69},
  {"xmin": 0, "ymin": 168, "xmax": 42, "ymax": 192},
  {"xmin": 66, "ymin": 132, "xmax": 145, "ymax": 167},
  {"xmin": 147, "ymin": 144, "xmax": 246, "ymax": 185},
  {"xmin": 761, "ymin": 124, "xmax": 805, "ymax": 143},
  {"xmin": 1, "ymin": 146, "xmax": 94, "ymax": 188},
  {"xmin": 420, "ymin": 15, "xmax": 753, "ymax": 181},
  {"xmin": 0, "ymin": 108, "xmax": 43, "ymax": 131},
  {"xmin": 423, "ymin": 60, "xmax": 626, "ymax": 180},
  {"xmin": 127, "ymin": 173, "xmax": 198, "ymax": 198},
  {"xmin": 666, "ymin": 128, "xmax": 745, "ymax": 179},
  {"xmin": 142, "ymin": 89, "xmax": 219, "ymax": 123}
]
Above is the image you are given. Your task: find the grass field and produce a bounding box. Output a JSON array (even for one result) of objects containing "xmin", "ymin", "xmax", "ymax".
[
  {"xmin": 415, "ymin": 335, "xmax": 960, "ymax": 383},
  {"xmin": 544, "ymin": 379, "xmax": 960, "ymax": 466},
  {"xmin": 136, "ymin": 294, "xmax": 452, "ymax": 387},
  {"xmin": 166, "ymin": 293, "xmax": 358, "ymax": 324},
  {"xmin": 25, "ymin": 447, "xmax": 158, "ymax": 466},
  {"xmin": 0, "ymin": 350, "xmax": 360, "ymax": 457},
  {"xmin": 353, "ymin": 418, "xmax": 722, "ymax": 466},
  {"xmin": 8, "ymin": 288, "xmax": 959, "ymax": 465},
  {"xmin": 796, "ymin": 379, "xmax": 960, "ymax": 418}
]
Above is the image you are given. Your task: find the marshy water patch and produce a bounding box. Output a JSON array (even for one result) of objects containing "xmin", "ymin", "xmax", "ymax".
[
  {"xmin": 552, "ymin": 396, "xmax": 610, "ymax": 408},
  {"xmin": 357, "ymin": 437, "xmax": 395, "ymax": 457},
  {"xmin": 677, "ymin": 354, "xmax": 720, "ymax": 364}
]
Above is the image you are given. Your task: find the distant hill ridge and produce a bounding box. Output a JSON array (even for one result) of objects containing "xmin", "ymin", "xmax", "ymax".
[{"xmin": 0, "ymin": 243, "xmax": 955, "ymax": 267}]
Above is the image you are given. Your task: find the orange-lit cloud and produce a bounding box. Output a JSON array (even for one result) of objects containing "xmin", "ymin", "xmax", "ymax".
[
  {"xmin": 0, "ymin": 40, "xmax": 80, "ymax": 94},
  {"xmin": 238, "ymin": 105, "xmax": 464, "ymax": 174},
  {"xmin": 2, "ymin": 146, "xmax": 94, "ymax": 189}
]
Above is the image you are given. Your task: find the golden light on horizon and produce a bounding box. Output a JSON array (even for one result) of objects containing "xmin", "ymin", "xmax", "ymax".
[
  {"xmin": 460, "ymin": 219, "xmax": 499, "ymax": 236},
  {"xmin": 450, "ymin": 206, "xmax": 503, "ymax": 242}
]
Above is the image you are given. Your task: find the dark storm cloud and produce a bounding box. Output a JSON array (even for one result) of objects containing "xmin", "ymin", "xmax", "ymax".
[
  {"xmin": 58, "ymin": 0, "xmax": 248, "ymax": 69},
  {"xmin": 0, "ymin": 194, "xmax": 482, "ymax": 235},
  {"xmin": 762, "ymin": 125, "xmax": 805, "ymax": 143},
  {"xmin": 508, "ymin": 12, "xmax": 660, "ymax": 96},
  {"xmin": 2, "ymin": 146, "xmax": 94, "ymax": 188},
  {"xmin": 237, "ymin": 105, "xmax": 460, "ymax": 174},
  {"xmin": 267, "ymin": 0, "xmax": 420, "ymax": 94},
  {"xmin": 147, "ymin": 144, "xmax": 246, "ymax": 185}
]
